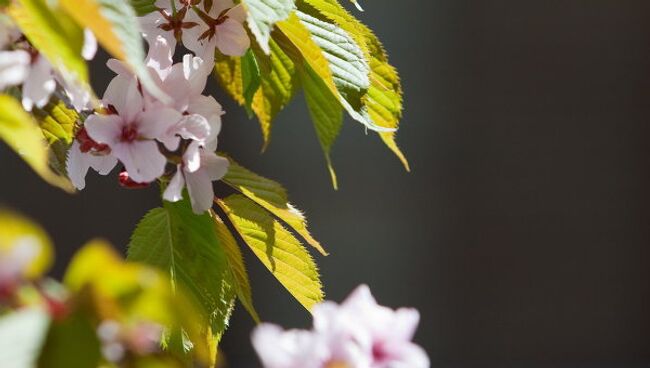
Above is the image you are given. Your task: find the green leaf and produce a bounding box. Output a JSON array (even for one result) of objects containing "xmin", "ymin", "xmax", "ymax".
[
  {"xmin": 0, "ymin": 95, "xmax": 73, "ymax": 192},
  {"xmin": 37, "ymin": 310, "xmax": 101, "ymax": 368},
  {"xmin": 242, "ymin": 0, "xmax": 296, "ymax": 54},
  {"xmin": 0, "ymin": 308, "xmax": 50, "ymax": 368},
  {"xmin": 210, "ymin": 211, "xmax": 260, "ymax": 323},
  {"xmin": 217, "ymin": 194, "xmax": 324, "ymax": 311},
  {"xmin": 297, "ymin": 0, "xmax": 409, "ymax": 169},
  {"xmin": 130, "ymin": 0, "xmax": 156, "ymax": 16},
  {"xmin": 222, "ymin": 157, "xmax": 327, "ymax": 255},
  {"xmin": 300, "ymin": 63, "xmax": 343, "ymax": 189},
  {"xmin": 241, "ymin": 48, "xmax": 262, "ymax": 116},
  {"xmin": 127, "ymin": 199, "xmax": 236, "ymax": 357},
  {"xmin": 9, "ymin": 0, "xmax": 88, "ymax": 85},
  {"xmin": 58, "ymin": 0, "xmax": 169, "ymax": 103}
]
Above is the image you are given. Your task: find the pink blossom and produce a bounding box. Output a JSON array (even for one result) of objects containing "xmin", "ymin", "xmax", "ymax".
[
  {"xmin": 66, "ymin": 130, "xmax": 118, "ymax": 190},
  {"xmin": 140, "ymin": 0, "xmax": 250, "ymax": 58},
  {"xmin": 84, "ymin": 74, "xmax": 182, "ymax": 183},
  {"xmin": 163, "ymin": 142, "xmax": 229, "ymax": 213},
  {"xmin": 252, "ymin": 285, "xmax": 430, "ymax": 368}
]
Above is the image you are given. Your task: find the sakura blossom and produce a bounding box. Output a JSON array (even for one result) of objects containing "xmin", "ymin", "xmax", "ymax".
[
  {"xmin": 66, "ymin": 128, "xmax": 117, "ymax": 190},
  {"xmin": 83, "ymin": 74, "xmax": 182, "ymax": 183},
  {"xmin": 252, "ymin": 285, "xmax": 430, "ymax": 368},
  {"xmin": 140, "ymin": 0, "xmax": 250, "ymax": 58}
]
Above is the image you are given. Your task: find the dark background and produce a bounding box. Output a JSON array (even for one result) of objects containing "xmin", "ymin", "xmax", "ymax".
[{"xmin": 2, "ymin": 1, "xmax": 650, "ymax": 367}]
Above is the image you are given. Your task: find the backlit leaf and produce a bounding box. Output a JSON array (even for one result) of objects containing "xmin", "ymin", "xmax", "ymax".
[
  {"xmin": 0, "ymin": 95, "xmax": 73, "ymax": 192},
  {"xmin": 217, "ymin": 195, "xmax": 323, "ymax": 310}
]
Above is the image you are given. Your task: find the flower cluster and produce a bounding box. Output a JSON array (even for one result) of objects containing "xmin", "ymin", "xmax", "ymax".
[
  {"xmin": 65, "ymin": 0, "xmax": 250, "ymax": 214},
  {"xmin": 252, "ymin": 285, "xmax": 430, "ymax": 368}
]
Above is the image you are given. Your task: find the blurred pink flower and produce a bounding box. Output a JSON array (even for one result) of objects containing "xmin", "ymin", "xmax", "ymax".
[{"xmin": 253, "ymin": 285, "xmax": 430, "ymax": 368}]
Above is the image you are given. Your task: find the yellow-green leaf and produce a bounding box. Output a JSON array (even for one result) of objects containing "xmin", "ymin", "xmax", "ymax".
[
  {"xmin": 299, "ymin": 63, "xmax": 342, "ymax": 188},
  {"xmin": 0, "ymin": 210, "xmax": 53, "ymax": 281},
  {"xmin": 222, "ymin": 157, "xmax": 327, "ymax": 255},
  {"xmin": 210, "ymin": 211, "xmax": 260, "ymax": 323},
  {"xmin": 0, "ymin": 95, "xmax": 73, "ymax": 192},
  {"xmin": 58, "ymin": 0, "xmax": 169, "ymax": 103},
  {"xmin": 298, "ymin": 0, "xmax": 409, "ymax": 169},
  {"xmin": 217, "ymin": 195, "xmax": 323, "ymax": 310}
]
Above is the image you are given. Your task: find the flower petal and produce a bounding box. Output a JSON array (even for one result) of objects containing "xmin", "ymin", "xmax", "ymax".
[
  {"xmin": 0, "ymin": 50, "xmax": 29, "ymax": 90},
  {"xmin": 182, "ymin": 53, "xmax": 212, "ymax": 97},
  {"xmin": 82, "ymin": 29, "xmax": 98, "ymax": 61},
  {"xmin": 22, "ymin": 56, "xmax": 55, "ymax": 111},
  {"xmin": 183, "ymin": 141, "xmax": 201, "ymax": 173},
  {"xmin": 215, "ymin": 18, "xmax": 250, "ymax": 56},
  {"xmin": 176, "ymin": 114, "xmax": 211, "ymax": 142},
  {"xmin": 226, "ymin": 3, "xmax": 247, "ymax": 23},
  {"xmin": 162, "ymin": 166, "xmax": 185, "ymax": 203},
  {"xmin": 184, "ymin": 167, "xmax": 215, "ymax": 213},
  {"xmin": 66, "ymin": 141, "xmax": 91, "ymax": 190},
  {"xmin": 137, "ymin": 106, "xmax": 183, "ymax": 140},
  {"xmin": 201, "ymin": 151, "xmax": 229, "ymax": 181},
  {"xmin": 103, "ymin": 74, "xmax": 143, "ymax": 122},
  {"xmin": 84, "ymin": 114, "xmax": 123, "ymax": 146},
  {"xmin": 114, "ymin": 140, "xmax": 166, "ymax": 183}
]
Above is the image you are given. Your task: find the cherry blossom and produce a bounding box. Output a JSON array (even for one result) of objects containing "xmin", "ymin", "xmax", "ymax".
[
  {"xmin": 252, "ymin": 285, "xmax": 430, "ymax": 368},
  {"xmin": 84, "ymin": 74, "xmax": 182, "ymax": 183},
  {"xmin": 140, "ymin": 0, "xmax": 250, "ymax": 58},
  {"xmin": 163, "ymin": 141, "xmax": 229, "ymax": 214}
]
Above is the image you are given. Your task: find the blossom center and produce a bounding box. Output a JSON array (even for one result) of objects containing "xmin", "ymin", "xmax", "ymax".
[
  {"xmin": 120, "ymin": 124, "xmax": 139, "ymax": 142},
  {"xmin": 371, "ymin": 342, "xmax": 390, "ymax": 362}
]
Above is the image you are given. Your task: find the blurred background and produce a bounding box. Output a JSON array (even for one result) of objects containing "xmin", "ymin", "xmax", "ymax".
[{"xmin": 2, "ymin": 0, "xmax": 650, "ymax": 366}]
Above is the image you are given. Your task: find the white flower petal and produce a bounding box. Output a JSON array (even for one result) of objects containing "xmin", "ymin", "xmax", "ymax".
[
  {"xmin": 89, "ymin": 154, "xmax": 118, "ymax": 176},
  {"xmin": 84, "ymin": 114, "xmax": 123, "ymax": 146},
  {"xmin": 138, "ymin": 107, "xmax": 183, "ymax": 140},
  {"xmin": 163, "ymin": 166, "xmax": 185, "ymax": 203},
  {"xmin": 106, "ymin": 59, "xmax": 131, "ymax": 76},
  {"xmin": 183, "ymin": 141, "xmax": 201, "ymax": 173},
  {"xmin": 211, "ymin": 0, "xmax": 235, "ymax": 17},
  {"xmin": 103, "ymin": 74, "xmax": 143, "ymax": 121},
  {"xmin": 215, "ymin": 18, "xmax": 250, "ymax": 56},
  {"xmin": 66, "ymin": 141, "xmax": 91, "ymax": 190},
  {"xmin": 182, "ymin": 53, "xmax": 212, "ymax": 97},
  {"xmin": 146, "ymin": 35, "xmax": 174, "ymax": 79},
  {"xmin": 177, "ymin": 114, "xmax": 211, "ymax": 142},
  {"xmin": 226, "ymin": 3, "xmax": 247, "ymax": 23},
  {"xmin": 114, "ymin": 140, "xmax": 166, "ymax": 183},
  {"xmin": 185, "ymin": 167, "xmax": 214, "ymax": 213},
  {"xmin": 21, "ymin": 57, "xmax": 55, "ymax": 111},
  {"xmin": 0, "ymin": 50, "xmax": 29, "ymax": 90},
  {"xmin": 82, "ymin": 29, "xmax": 98, "ymax": 60},
  {"xmin": 201, "ymin": 151, "xmax": 229, "ymax": 181}
]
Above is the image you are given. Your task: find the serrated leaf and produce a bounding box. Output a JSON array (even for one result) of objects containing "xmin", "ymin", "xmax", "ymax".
[
  {"xmin": 298, "ymin": 0, "xmax": 409, "ymax": 169},
  {"xmin": 32, "ymin": 97, "xmax": 79, "ymax": 177},
  {"xmin": 0, "ymin": 308, "xmax": 50, "ymax": 368},
  {"xmin": 210, "ymin": 211, "xmax": 260, "ymax": 323},
  {"xmin": 276, "ymin": 11, "xmax": 391, "ymax": 133},
  {"xmin": 217, "ymin": 195, "xmax": 323, "ymax": 310},
  {"xmin": 0, "ymin": 95, "xmax": 73, "ymax": 192},
  {"xmin": 127, "ymin": 199, "xmax": 236, "ymax": 357},
  {"xmin": 58, "ymin": 0, "xmax": 169, "ymax": 103},
  {"xmin": 9, "ymin": 0, "xmax": 88, "ymax": 85},
  {"xmin": 222, "ymin": 157, "xmax": 327, "ymax": 255},
  {"xmin": 299, "ymin": 63, "xmax": 342, "ymax": 188},
  {"xmin": 242, "ymin": 0, "xmax": 295, "ymax": 54},
  {"xmin": 0, "ymin": 210, "xmax": 53, "ymax": 281}
]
